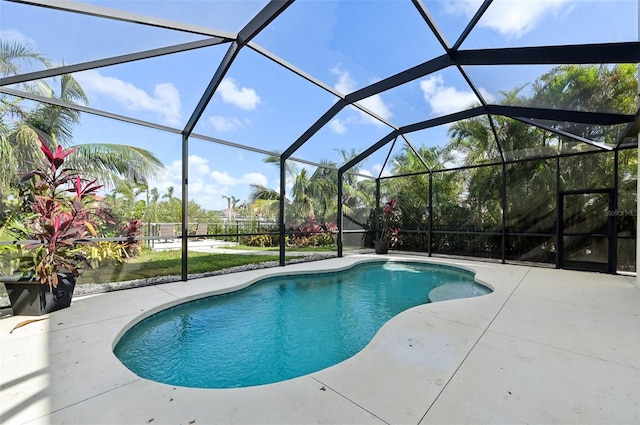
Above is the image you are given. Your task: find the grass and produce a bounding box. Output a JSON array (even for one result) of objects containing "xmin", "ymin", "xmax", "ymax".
[
  {"xmin": 0, "ymin": 250, "xmax": 289, "ymax": 300},
  {"xmin": 79, "ymin": 250, "xmax": 283, "ymax": 285},
  {"xmin": 0, "ymin": 247, "xmax": 337, "ymax": 301}
]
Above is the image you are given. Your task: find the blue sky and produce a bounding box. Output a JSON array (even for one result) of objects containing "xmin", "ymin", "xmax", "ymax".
[{"xmin": 1, "ymin": 0, "xmax": 637, "ymax": 211}]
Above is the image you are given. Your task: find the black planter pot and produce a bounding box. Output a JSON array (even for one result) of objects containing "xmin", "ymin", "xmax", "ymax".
[
  {"xmin": 3, "ymin": 274, "xmax": 76, "ymax": 316},
  {"xmin": 374, "ymin": 240, "xmax": 389, "ymax": 254}
]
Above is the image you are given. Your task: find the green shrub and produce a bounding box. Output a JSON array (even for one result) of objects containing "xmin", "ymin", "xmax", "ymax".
[
  {"xmin": 0, "ymin": 244, "xmax": 24, "ymax": 276},
  {"xmin": 241, "ymin": 234, "xmax": 277, "ymax": 247},
  {"xmin": 310, "ymin": 233, "xmax": 335, "ymax": 247},
  {"xmin": 84, "ymin": 241, "xmax": 127, "ymax": 268}
]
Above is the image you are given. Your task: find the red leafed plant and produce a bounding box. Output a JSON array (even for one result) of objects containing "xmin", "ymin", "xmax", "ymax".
[
  {"xmin": 120, "ymin": 218, "xmax": 144, "ymax": 256},
  {"xmin": 19, "ymin": 139, "xmax": 103, "ymax": 290},
  {"xmin": 381, "ymin": 198, "xmax": 404, "ymax": 248}
]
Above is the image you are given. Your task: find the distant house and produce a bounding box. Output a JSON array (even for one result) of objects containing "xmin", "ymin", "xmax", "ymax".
[{"xmin": 219, "ymin": 208, "xmax": 236, "ymax": 219}]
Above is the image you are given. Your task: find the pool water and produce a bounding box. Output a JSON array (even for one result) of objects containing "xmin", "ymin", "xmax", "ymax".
[{"xmin": 114, "ymin": 261, "xmax": 490, "ymax": 389}]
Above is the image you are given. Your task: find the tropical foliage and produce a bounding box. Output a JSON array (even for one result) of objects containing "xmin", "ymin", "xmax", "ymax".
[
  {"xmin": 17, "ymin": 140, "xmax": 104, "ymax": 289},
  {"xmin": 380, "ymin": 198, "xmax": 404, "ymax": 248},
  {"xmin": 382, "ymin": 64, "xmax": 636, "ymax": 269},
  {"xmin": 0, "ymin": 41, "xmax": 164, "ymax": 203},
  {"xmin": 1, "ymin": 42, "xmax": 636, "ymax": 277}
]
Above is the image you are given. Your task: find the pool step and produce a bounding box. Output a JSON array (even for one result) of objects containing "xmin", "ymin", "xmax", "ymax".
[{"xmin": 428, "ymin": 283, "xmax": 491, "ymax": 303}]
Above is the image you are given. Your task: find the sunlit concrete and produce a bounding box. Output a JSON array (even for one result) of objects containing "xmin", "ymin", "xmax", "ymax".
[
  {"xmin": 1, "ymin": 254, "xmax": 638, "ymax": 425},
  {"xmin": 151, "ymin": 238, "xmax": 315, "ymax": 257}
]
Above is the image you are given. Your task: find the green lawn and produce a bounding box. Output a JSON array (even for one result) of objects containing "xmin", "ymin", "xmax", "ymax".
[
  {"xmin": 79, "ymin": 250, "xmax": 283, "ymax": 284},
  {"xmin": 0, "ymin": 249, "xmax": 337, "ymax": 301},
  {"xmin": 0, "ymin": 251, "xmax": 289, "ymax": 301}
]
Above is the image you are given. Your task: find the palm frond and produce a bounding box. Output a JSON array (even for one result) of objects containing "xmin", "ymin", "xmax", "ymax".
[
  {"xmin": 0, "ymin": 40, "xmax": 51, "ymax": 77},
  {"xmin": 67, "ymin": 143, "xmax": 164, "ymax": 189},
  {"xmin": 249, "ymin": 184, "xmax": 281, "ymax": 202}
]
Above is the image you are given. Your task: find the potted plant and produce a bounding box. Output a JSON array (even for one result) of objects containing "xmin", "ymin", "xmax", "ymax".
[
  {"xmin": 2, "ymin": 139, "xmax": 103, "ymax": 316},
  {"xmin": 374, "ymin": 198, "xmax": 404, "ymax": 254}
]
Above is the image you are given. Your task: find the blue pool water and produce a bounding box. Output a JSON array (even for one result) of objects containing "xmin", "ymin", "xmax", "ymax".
[{"xmin": 114, "ymin": 261, "xmax": 490, "ymax": 389}]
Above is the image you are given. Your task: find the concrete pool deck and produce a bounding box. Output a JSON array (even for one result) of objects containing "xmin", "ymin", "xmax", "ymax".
[{"xmin": 1, "ymin": 254, "xmax": 638, "ymax": 424}]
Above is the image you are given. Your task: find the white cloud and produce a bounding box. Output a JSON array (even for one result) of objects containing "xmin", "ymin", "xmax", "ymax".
[
  {"xmin": 153, "ymin": 159, "xmax": 182, "ymax": 197},
  {"xmin": 370, "ymin": 163, "xmax": 383, "ymax": 174},
  {"xmin": 188, "ymin": 155, "xmax": 211, "ymax": 176},
  {"xmin": 329, "ymin": 118, "xmax": 348, "ymax": 134},
  {"xmin": 330, "ymin": 66, "xmax": 393, "ymax": 128},
  {"xmin": 355, "ymin": 168, "xmax": 373, "ymax": 182},
  {"xmin": 209, "ymin": 115, "xmax": 248, "ymax": 132},
  {"xmin": 149, "ymin": 155, "xmax": 267, "ymax": 210},
  {"xmin": 443, "ymin": 0, "xmax": 572, "ymax": 37},
  {"xmin": 0, "ymin": 29, "xmax": 36, "ymax": 47},
  {"xmin": 419, "ymin": 75, "xmax": 492, "ymax": 115},
  {"xmin": 242, "ymin": 172, "xmax": 268, "ymax": 187},
  {"xmin": 211, "ymin": 170, "xmax": 268, "ymax": 187},
  {"xmin": 357, "ymin": 94, "xmax": 393, "ymax": 123},
  {"xmin": 164, "ymin": 159, "xmax": 183, "ymax": 180},
  {"xmin": 332, "ymin": 66, "xmax": 356, "ymax": 94},
  {"xmin": 211, "ymin": 170, "xmax": 239, "ymax": 186},
  {"xmin": 218, "ymin": 78, "xmax": 261, "ymax": 111},
  {"xmin": 359, "ymin": 169, "xmax": 373, "ymax": 177},
  {"xmin": 75, "ymin": 70, "xmax": 181, "ymax": 126}
]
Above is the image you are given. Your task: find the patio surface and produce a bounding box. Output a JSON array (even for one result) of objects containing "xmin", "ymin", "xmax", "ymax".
[
  {"xmin": 1, "ymin": 254, "xmax": 638, "ymax": 425},
  {"xmin": 150, "ymin": 238, "xmax": 316, "ymax": 256}
]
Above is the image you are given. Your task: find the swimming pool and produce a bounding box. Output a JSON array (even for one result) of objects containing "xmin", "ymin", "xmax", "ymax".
[{"xmin": 114, "ymin": 261, "xmax": 490, "ymax": 389}]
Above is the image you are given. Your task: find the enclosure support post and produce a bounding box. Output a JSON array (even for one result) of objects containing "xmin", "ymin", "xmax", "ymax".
[
  {"xmin": 337, "ymin": 171, "xmax": 344, "ymax": 257},
  {"xmin": 375, "ymin": 179, "xmax": 381, "ymax": 241},
  {"xmin": 181, "ymin": 134, "xmax": 189, "ymax": 281},
  {"xmin": 279, "ymin": 157, "xmax": 286, "ymax": 266},
  {"xmin": 501, "ymin": 163, "xmax": 507, "ymax": 264},
  {"xmin": 428, "ymin": 173, "xmax": 433, "ymax": 257},
  {"xmin": 612, "ymin": 149, "xmax": 619, "ymax": 274},
  {"xmin": 555, "ymin": 156, "xmax": 561, "ymax": 269},
  {"xmin": 636, "ymin": 39, "xmax": 639, "ymax": 287}
]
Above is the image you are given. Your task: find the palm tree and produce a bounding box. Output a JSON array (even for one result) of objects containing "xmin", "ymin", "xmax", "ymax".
[
  {"xmin": 150, "ymin": 187, "xmax": 160, "ymax": 204},
  {"xmin": 247, "ymin": 155, "xmax": 291, "ymax": 222},
  {"xmin": 291, "ymin": 168, "xmax": 314, "ymax": 221},
  {"xmin": 251, "ymin": 150, "xmax": 375, "ymax": 225},
  {"xmin": 1, "ymin": 41, "xmax": 164, "ymax": 197},
  {"xmin": 1, "ymin": 41, "xmax": 51, "ymax": 193},
  {"xmin": 248, "ymin": 183, "xmax": 282, "ymax": 219},
  {"xmin": 163, "ymin": 186, "xmax": 175, "ymax": 202},
  {"xmin": 308, "ymin": 160, "xmax": 338, "ymax": 222},
  {"xmin": 447, "ymin": 117, "xmax": 501, "ymax": 166},
  {"xmin": 222, "ymin": 195, "xmax": 240, "ymax": 219},
  {"xmin": 149, "ymin": 187, "xmax": 160, "ymax": 222},
  {"xmin": 338, "ymin": 149, "xmax": 375, "ymax": 218},
  {"xmin": 263, "ymin": 153, "xmax": 298, "ymax": 186},
  {"xmin": 110, "ymin": 179, "xmax": 149, "ymax": 218}
]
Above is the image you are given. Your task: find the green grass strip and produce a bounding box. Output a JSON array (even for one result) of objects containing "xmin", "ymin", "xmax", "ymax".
[{"xmin": 79, "ymin": 251, "xmax": 283, "ymax": 285}]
